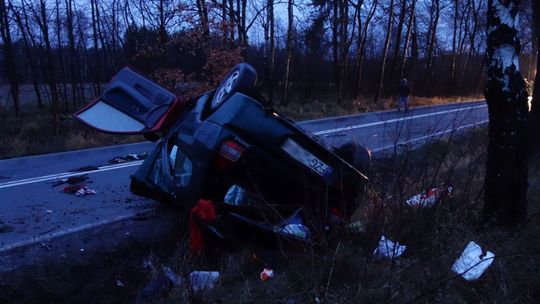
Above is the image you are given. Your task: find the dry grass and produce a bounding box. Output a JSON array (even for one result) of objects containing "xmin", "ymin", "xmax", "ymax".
[
  {"xmin": 148, "ymin": 128, "xmax": 540, "ymax": 303},
  {"xmin": 275, "ymin": 94, "xmax": 484, "ymax": 121},
  {"xmin": 0, "ymin": 104, "xmax": 143, "ymax": 159}
]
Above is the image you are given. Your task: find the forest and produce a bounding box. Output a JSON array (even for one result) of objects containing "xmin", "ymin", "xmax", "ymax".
[{"xmin": 0, "ymin": 0, "xmax": 535, "ymax": 121}]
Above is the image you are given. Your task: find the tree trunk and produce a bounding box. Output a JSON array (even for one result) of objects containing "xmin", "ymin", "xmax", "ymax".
[
  {"xmin": 529, "ymin": 0, "xmax": 540, "ymax": 127},
  {"xmin": 484, "ymin": 0, "xmax": 529, "ymax": 226},
  {"xmin": 91, "ymin": 0, "xmax": 101, "ymax": 95},
  {"xmin": 266, "ymin": 0, "xmax": 274, "ymax": 105},
  {"xmin": 39, "ymin": 0, "xmax": 60, "ymax": 126},
  {"xmin": 449, "ymin": 0, "xmax": 459, "ymax": 92},
  {"xmin": 354, "ymin": 0, "xmax": 377, "ymax": 99},
  {"xmin": 0, "ymin": 0, "xmax": 20, "ymax": 116},
  {"xmin": 281, "ymin": 0, "xmax": 293, "ymax": 107},
  {"xmin": 374, "ymin": 0, "xmax": 394, "ymax": 102},
  {"xmin": 11, "ymin": 0, "xmax": 43, "ymax": 108},
  {"xmin": 332, "ymin": 0, "xmax": 339, "ymax": 91},
  {"xmin": 399, "ymin": 0, "xmax": 416, "ymax": 79},
  {"xmin": 389, "ymin": 0, "xmax": 407, "ymax": 80},
  {"xmin": 421, "ymin": 0, "xmax": 440, "ymax": 96}
]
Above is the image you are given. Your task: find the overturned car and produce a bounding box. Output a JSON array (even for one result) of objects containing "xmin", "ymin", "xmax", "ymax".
[{"xmin": 75, "ymin": 63, "xmax": 370, "ymax": 250}]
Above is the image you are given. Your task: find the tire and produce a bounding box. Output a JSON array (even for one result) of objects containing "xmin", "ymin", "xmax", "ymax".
[
  {"xmin": 210, "ymin": 63, "xmax": 257, "ymax": 111},
  {"xmin": 334, "ymin": 142, "xmax": 372, "ymax": 176}
]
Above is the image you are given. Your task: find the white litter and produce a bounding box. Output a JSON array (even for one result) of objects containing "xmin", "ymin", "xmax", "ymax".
[
  {"xmin": 189, "ymin": 271, "xmax": 219, "ymax": 292},
  {"xmin": 451, "ymin": 241, "xmax": 495, "ymax": 281},
  {"xmin": 373, "ymin": 236, "xmax": 406, "ymax": 259},
  {"xmin": 278, "ymin": 224, "xmax": 310, "ymax": 240},
  {"xmin": 75, "ymin": 186, "xmax": 97, "ymax": 196},
  {"xmin": 406, "ymin": 188, "xmax": 440, "ymax": 207},
  {"xmin": 224, "ymin": 184, "xmax": 247, "ymax": 205}
]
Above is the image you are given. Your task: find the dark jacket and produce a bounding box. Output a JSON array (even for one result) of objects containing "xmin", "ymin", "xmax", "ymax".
[{"xmin": 399, "ymin": 83, "xmax": 410, "ymax": 97}]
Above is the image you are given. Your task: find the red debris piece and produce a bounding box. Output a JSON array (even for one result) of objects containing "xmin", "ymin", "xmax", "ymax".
[{"xmin": 189, "ymin": 199, "xmax": 217, "ymax": 254}]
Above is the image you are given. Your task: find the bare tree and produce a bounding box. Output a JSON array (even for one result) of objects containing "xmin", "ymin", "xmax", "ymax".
[
  {"xmin": 0, "ymin": 0, "xmax": 20, "ymax": 115},
  {"xmin": 281, "ymin": 0, "xmax": 293, "ymax": 107},
  {"xmin": 399, "ymin": 0, "xmax": 416, "ymax": 79},
  {"xmin": 10, "ymin": 0, "xmax": 43, "ymax": 108},
  {"xmin": 353, "ymin": 0, "xmax": 378, "ymax": 98},
  {"xmin": 374, "ymin": 0, "xmax": 394, "ymax": 102},
  {"xmin": 420, "ymin": 0, "xmax": 440, "ymax": 95},
  {"xmin": 484, "ymin": 0, "xmax": 529, "ymax": 226}
]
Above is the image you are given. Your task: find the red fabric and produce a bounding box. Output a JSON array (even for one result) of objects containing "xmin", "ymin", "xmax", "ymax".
[{"xmin": 189, "ymin": 199, "xmax": 217, "ymax": 254}]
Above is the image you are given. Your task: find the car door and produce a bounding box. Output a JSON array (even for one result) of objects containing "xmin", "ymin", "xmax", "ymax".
[{"xmin": 74, "ymin": 67, "xmax": 184, "ymax": 134}]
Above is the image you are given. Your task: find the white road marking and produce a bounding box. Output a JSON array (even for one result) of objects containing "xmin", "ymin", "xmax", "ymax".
[
  {"xmin": 372, "ymin": 120, "xmax": 489, "ymax": 153},
  {"xmin": 0, "ymin": 103, "xmax": 488, "ymax": 190},
  {"xmin": 0, "ymin": 161, "xmax": 143, "ymax": 189},
  {"xmin": 313, "ymin": 104, "xmax": 487, "ymax": 136},
  {"xmin": 0, "ymin": 209, "xmax": 153, "ymax": 253}
]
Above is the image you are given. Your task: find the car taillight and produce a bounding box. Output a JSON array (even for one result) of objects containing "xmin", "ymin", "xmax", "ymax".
[{"xmin": 220, "ymin": 140, "xmax": 245, "ymax": 162}]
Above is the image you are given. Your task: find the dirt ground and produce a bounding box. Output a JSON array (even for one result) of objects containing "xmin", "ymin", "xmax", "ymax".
[{"xmin": 2, "ymin": 129, "xmax": 540, "ymax": 303}]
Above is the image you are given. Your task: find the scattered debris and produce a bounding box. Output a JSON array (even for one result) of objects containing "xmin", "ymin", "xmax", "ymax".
[
  {"xmin": 52, "ymin": 174, "xmax": 89, "ymax": 187},
  {"xmin": 80, "ymin": 248, "xmax": 85, "ymax": 252},
  {"xmin": 347, "ymin": 220, "xmax": 365, "ymax": 234},
  {"xmin": 260, "ymin": 268, "xmax": 274, "ymax": 281},
  {"xmin": 189, "ymin": 199, "xmax": 217, "ymax": 254},
  {"xmin": 224, "ymin": 184, "xmax": 248, "ymax": 205},
  {"xmin": 75, "ymin": 186, "xmax": 97, "ymax": 196},
  {"xmin": 276, "ymin": 209, "xmax": 310, "ymax": 240},
  {"xmin": 406, "ymin": 188, "xmax": 440, "ymax": 207},
  {"xmin": 70, "ymin": 165, "xmax": 99, "ymax": 172},
  {"xmin": 189, "ymin": 271, "xmax": 219, "ymax": 292},
  {"xmin": 109, "ymin": 153, "xmax": 148, "ymax": 164},
  {"xmin": 63, "ymin": 184, "xmax": 97, "ymax": 196},
  {"xmin": 373, "ymin": 236, "xmax": 406, "ymax": 259},
  {"xmin": 46, "ymin": 209, "xmax": 53, "ymax": 214},
  {"xmin": 64, "ymin": 184, "xmax": 84, "ymax": 194},
  {"xmin": 451, "ymin": 241, "xmax": 495, "ymax": 281},
  {"xmin": 405, "ymin": 186, "xmax": 453, "ymax": 207}
]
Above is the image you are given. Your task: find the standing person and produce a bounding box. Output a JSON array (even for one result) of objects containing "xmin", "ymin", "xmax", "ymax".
[{"xmin": 398, "ymin": 79, "xmax": 411, "ymax": 111}]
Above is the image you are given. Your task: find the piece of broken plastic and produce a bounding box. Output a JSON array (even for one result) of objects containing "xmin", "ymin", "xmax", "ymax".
[
  {"xmin": 224, "ymin": 184, "xmax": 247, "ymax": 205},
  {"xmin": 75, "ymin": 186, "xmax": 97, "ymax": 196},
  {"xmin": 260, "ymin": 268, "xmax": 274, "ymax": 281},
  {"xmin": 373, "ymin": 236, "xmax": 406, "ymax": 259},
  {"xmin": 406, "ymin": 188, "xmax": 439, "ymax": 207},
  {"xmin": 276, "ymin": 210, "xmax": 310, "ymax": 240},
  {"xmin": 451, "ymin": 241, "xmax": 494, "ymax": 281},
  {"xmin": 189, "ymin": 271, "xmax": 219, "ymax": 292}
]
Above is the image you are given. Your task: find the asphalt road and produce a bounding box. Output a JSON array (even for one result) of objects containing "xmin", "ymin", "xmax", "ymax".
[{"xmin": 0, "ymin": 100, "xmax": 488, "ymax": 272}]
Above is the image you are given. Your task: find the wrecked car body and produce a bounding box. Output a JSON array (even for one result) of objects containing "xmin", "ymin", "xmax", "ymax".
[{"xmin": 75, "ymin": 64, "xmax": 370, "ymax": 249}]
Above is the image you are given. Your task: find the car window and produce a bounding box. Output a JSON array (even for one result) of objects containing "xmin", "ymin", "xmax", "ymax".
[
  {"xmin": 170, "ymin": 144, "xmax": 193, "ymax": 187},
  {"xmin": 148, "ymin": 150, "xmax": 173, "ymax": 193}
]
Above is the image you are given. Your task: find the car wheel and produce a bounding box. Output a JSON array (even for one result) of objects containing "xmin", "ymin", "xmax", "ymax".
[
  {"xmin": 210, "ymin": 63, "xmax": 257, "ymax": 111},
  {"xmin": 334, "ymin": 142, "xmax": 372, "ymax": 176}
]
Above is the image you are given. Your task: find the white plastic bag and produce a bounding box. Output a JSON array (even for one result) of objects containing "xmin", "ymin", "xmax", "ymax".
[
  {"xmin": 451, "ymin": 241, "xmax": 495, "ymax": 281},
  {"xmin": 189, "ymin": 271, "xmax": 220, "ymax": 292},
  {"xmin": 373, "ymin": 235, "xmax": 406, "ymax": 259}
]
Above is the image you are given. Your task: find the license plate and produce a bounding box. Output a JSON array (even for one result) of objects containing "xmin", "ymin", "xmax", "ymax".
[{"xmin": 281, "ymin": 138, "xmax": 333, "ymax": 177}]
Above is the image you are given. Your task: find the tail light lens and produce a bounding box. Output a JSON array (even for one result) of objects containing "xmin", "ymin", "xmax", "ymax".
[
  {"xmin": 215, "ymin": 140, "xmax": 246, "ymax": 170},
  {"xmin": 220, "ymin": 140, "xmax": 246, "ymax": 161}
]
